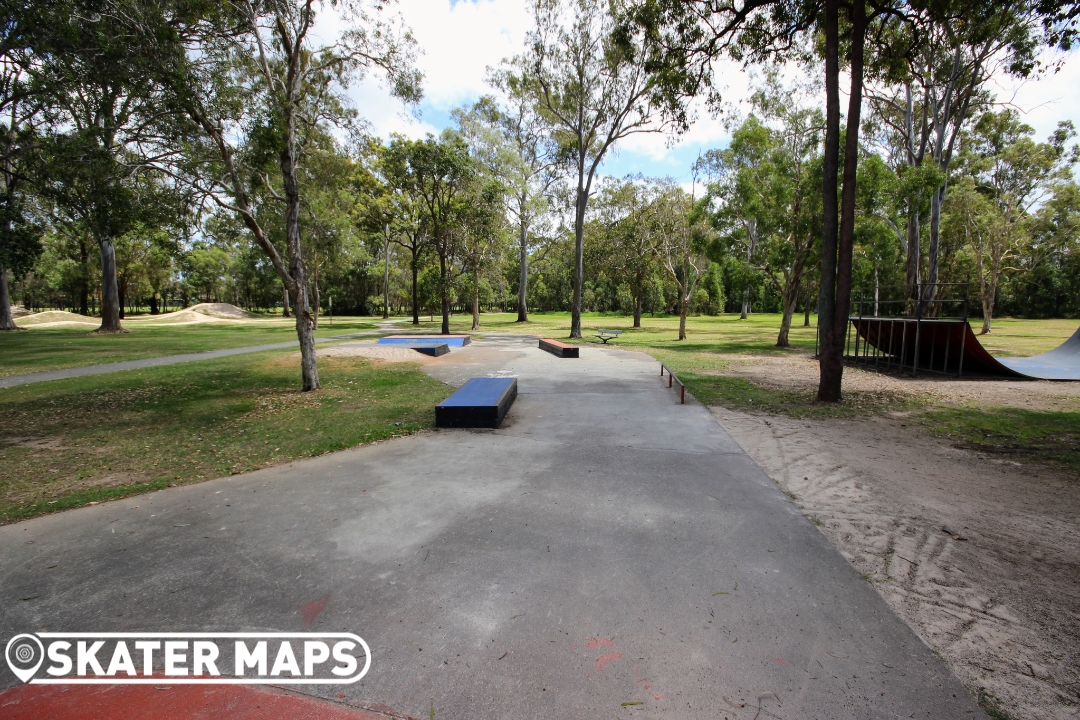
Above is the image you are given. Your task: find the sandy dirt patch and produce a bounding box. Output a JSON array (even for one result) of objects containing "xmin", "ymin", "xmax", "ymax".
[
  {"xmin": 129, "ymin": 303, "xmax": 254, "ymax": 325},
  {"xmin": 16, "ymin": 311, "xmax": 98, "ymax": 327},
  {"xmin": 317, "ymin": 342, "xmax": 436, "ymax": 364},
  {"xmin": 724, "ymin": 351, "xmax": 1080, "ymax": 411},
  {"xmin": 711, "ymin": 405, "xmax": 1080, "ymax": 719}
]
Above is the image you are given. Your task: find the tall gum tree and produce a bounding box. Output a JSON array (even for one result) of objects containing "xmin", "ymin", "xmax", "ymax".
[
  {"xmin": 624, "ymin": 0, "xmax": 914, "ymax": 400},
  {"xmin": 456, "ymin": 90, "xmax": 557, "ymax": 323},
  {"xmin": 30, "ymin": 0, "xmax": 184, "ymax": 333},
  {"xmin": 384, "ymin": 132, "xmax": 476, "ymax": 336},
  {"xmin": 519, "ymin": 0, "xmax": 680, "ymax": 338},
  {"xmin": 865, "ymin": 0, "xmax": 1044, "ymax": 305},
  {"xmin": 140, "ymin": 0, "xmax": 421, "ymax": 390}
]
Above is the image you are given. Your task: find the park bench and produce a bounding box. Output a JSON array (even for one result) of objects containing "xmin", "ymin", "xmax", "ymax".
[
  {"xmin": 435, "ymin": 377, "xmax": 518, "ymax": 429},
  {"xmin": 594, "ymin": 329, "xmax": 622, "ymax": 344},
  {"xmin": 538, "ymin": 338, "xmax": 579, "ymax": 358}
]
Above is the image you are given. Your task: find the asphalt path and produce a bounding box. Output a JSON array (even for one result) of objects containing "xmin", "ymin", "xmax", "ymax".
[{"xmin": 0, "ymin": 335, "xmax": 985, "ymax": 718}]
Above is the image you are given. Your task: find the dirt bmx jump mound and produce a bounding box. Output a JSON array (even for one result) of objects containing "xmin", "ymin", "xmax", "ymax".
[{"xmin": 851, "ymin": 319, "xmax": 1080, "ymax": 380}]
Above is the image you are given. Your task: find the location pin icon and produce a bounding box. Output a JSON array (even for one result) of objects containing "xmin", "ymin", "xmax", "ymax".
[{"xmin": 5, "ymin": 634, "xmax": 44, "ymax": 683}]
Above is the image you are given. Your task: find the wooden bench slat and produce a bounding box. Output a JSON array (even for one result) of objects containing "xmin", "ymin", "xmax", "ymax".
[{"xmin": 539, "ymin": 339, "xmax": 579, "ymax": 358}]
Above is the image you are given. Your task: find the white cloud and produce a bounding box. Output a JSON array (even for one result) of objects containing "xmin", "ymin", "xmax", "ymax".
[
  {"xmin": 320, "ymin": 2, "xmax": 1079, "ymax": 174},
  {"xmin": 317, "ymin": 0, "xmax": 532, "ymax": 140},
  {"xmin": 991, "ymin": 53, "xmax": 1080, "ymax": 143}
]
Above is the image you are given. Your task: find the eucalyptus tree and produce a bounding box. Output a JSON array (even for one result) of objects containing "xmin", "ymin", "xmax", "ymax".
[
  {"xmin": 951, "ymin": 111, "xmax": 1078, "ymax": 332},
  {"xmin": 865, "ymin": 0, "xmax": 1046, "ymax": 304},
  {"xmin": 456, "ymin": 90, "xmax": 557, "ymax": 323},
  {"xmin": 701, "ymin": 77, "xmax": 823, "ymax": 346},
  {"xmin": 139, "ymin": 0, "xmax": 421, "ymax": 390},
  {"xmin": 25, "ymin": 0, "xmax": 188, "ymax": 332},
  {"xmin": 457, "ymin": 179, "xmax": 510, "ymax": 330},
  {"xmin": 383, "ymin": 132, "xmax": 477, "ymax": 335},
  {"xmin": 0, "ymin": 192, "xmax": 41, "ymax": 329},
  {"xmin": 649, "ymin": 180, "xmax": 712, "ymax": 340},
  {"xmin": 517, "ymin": 0, "xmax": 683, "ymax": 338},
  {"xmin": 594, "ymin": 177, "xmax": 661, "ymax": 328},
  {"xmin": 621, "ymin": 0, "xmax": 1066, "ymax": 400}
]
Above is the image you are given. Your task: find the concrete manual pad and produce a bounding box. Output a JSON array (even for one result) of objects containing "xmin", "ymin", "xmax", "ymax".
[{"xmin": 0, "ymin": 335, "xmax": 985, "ymax": 719}]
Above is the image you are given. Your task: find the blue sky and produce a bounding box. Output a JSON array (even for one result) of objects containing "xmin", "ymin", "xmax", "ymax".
[{"xmin": 337, "ymin": 0, "xmax": 1080, "ymax": 187}]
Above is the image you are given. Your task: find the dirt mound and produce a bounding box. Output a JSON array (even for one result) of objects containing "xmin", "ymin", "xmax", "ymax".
[
  {"xmin": 10, "ymin": 306, "xmax": 28, "ymax": 317},
  {"xmin": 136, "ymin": 309, "xmax": 224, "ymax": 325},
  {"xmin": 318, "ymin": 343, "xmax": 435, "ymax": 364},
  {"xmin": 16, "ymin": 310, "xmax": 98, "ymax": 327},
  {"xmin": 188, "ymin": 302, "xmax": 254, "ymax": 319},
  {"xmin": 134, "ymin": 303, "xmax": 254, "ymax": 325}
]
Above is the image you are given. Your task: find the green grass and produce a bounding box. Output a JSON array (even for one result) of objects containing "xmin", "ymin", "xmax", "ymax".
[
  {"xmin": 413, "ymin": 310, "xmax": 821, "ymax": 355},
  {"xmin": 976, "ymin": 688, "xmax": 1013, "ymax": 720},
  {"xmin": 0, "ymin": 316, "xmax": 379, "ymax": 377},
  {"xmin": 925, "ymin": 405, "xmax": 1080, "ymax": 476},
  {"xmin": 0, "ymin": 349, "xmax": 451, "ymax": 523},
  {"xmin": 964, "ymin": 317, "xmax": 1080, "ymax": 357}
]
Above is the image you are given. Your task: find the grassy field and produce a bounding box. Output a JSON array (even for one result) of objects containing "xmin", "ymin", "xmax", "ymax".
[
  {"xmin": 2, "ymin": 310, "xmax": 1075, "ymax": 524},
  {"xmin": 0, "ymin": 316, "xmax": 378, "ymax": 377},
  {"xmin": 0, "ymin": 350, "xmax": 450, "ymax": 524}
]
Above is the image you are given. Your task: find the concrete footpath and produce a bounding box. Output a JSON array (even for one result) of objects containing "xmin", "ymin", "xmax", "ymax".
[
  {"xmin": 0, "ymin": 335, "xmax": 986, "ymax": 718},
  {"xmin": 0, "ymin": 331, "xmax": 379, "ymax": 389}
]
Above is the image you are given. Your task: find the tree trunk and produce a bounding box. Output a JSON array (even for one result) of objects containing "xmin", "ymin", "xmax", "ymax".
[
  {"xmin": 410, "ymin": 246, "xmax": 419, "ymax": 325},
  {"xmin": 803, "ymin": 277, "xmax": 812, "ymax": 327},
  {"xmin": 905, "ymin": 209, "xmax": 920, "ymax": 307},
  {"xmin": 678, "ymin": 293, "xmax": 688, "ymax": 340},
  {"xmin": 981, "ymin": 283, "xmax": 995, "ymax": 334},
  {"xmin": 633, "ymin": 291, "xmax": 642, "ymax": 328},
  {"xmin": 740, "ymin": 288, "xmax": 749, "ymax": 319},
  {"xmin": 382, "ymin": 236, "xmax": 391, "ymax": 320},
  {"xmin": 117, "ymin": 275, "xmax": 126, "ymax": 320},
  {"xmin": 472, "ymin": 266, "xmax": 480, "ymax": 330},
  {"xmin": 283, "ymin": 285, "xmax": 290, "ymax": 317},
  {"xmin": 0, "ymin": 267, "xmax": 19, "ymax": 330},
  {"xmin": 310, "ymin": 281, "xmax": 320, "ymax": 330},
  {"xmin": 777, "ymin": 282, "xmax": 800, "ymax": 348},
  {"xmin": 819, "ymin": 0, "xmax": 866, "ymax": 401},
  {"xmin": 873, "ymin": 266, "xmax": 879, "ymax": 317},
  {"xmin": 280, "ymin": 98, "xmax": 319, "ymax": 391},
  {"xmin": 517, "ymin": 219, "xmax": 529, "ymax": 322},
  {"xmin": 439, "ymin": 249, "xmax": 450, "ymax": 335},
  {"xmin": 78, "ymin": 237, "xmax": 90, "ymax": 315},
  {"xmin": 96, "ymin": 238, "xmax": 123, "ymax": 332},
  {"xmin": 924, "ymin": 183, "xmax": 946, "ymax": 300},
  {"xmin": 817, "ymin": 0, "xmax": 844, "ymax": 402},
  {"xmin": 149, "ymin": 292, "xmax": 159, "ymax": 315},
  {"xmin": 570, "ymin": 184, "xmax": 586, "ymax": 338}
]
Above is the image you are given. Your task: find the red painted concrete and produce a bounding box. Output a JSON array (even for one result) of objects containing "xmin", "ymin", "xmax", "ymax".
[{"xmin": 0, "ymin": 683, "xmax": 414, "ymax": 720}]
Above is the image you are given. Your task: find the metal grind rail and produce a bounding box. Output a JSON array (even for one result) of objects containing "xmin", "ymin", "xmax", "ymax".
[{"xmin": 660, "ymin": 364, "xmax": 686, "ymax": 404}]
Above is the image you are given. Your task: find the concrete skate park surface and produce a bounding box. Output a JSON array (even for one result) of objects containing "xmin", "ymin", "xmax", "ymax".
[{"xmin": 0, "ymin": 335, "xmax": 985, "ymax": 718}]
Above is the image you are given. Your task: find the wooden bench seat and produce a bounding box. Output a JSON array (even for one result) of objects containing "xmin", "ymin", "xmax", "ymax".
[{"xmin": 539, "ymin": 338, "xmax": 579, "ymax": 358}]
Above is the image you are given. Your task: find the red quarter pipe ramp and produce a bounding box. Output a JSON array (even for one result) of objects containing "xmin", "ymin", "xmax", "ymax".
[{"xmin": 850, "ymin": 319, "xmax": 1080, "ymax": 380}]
